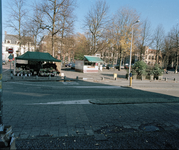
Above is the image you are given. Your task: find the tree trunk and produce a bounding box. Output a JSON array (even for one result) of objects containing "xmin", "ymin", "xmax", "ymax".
[
  {"xmin": 52, "ymin": 34, "xmax": 54, "ymax": 57},
  {"xmin": 175, "ymin": 51, "xmax": 178, "ymax": 73}
]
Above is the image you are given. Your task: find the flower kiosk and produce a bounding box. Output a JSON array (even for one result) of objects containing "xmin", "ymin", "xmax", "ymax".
[
  {"xmin": 14, "ymin": 51, "xmax": 61, "ymax": 77},
  {"xmin": 75, "ymin": 55, "xmax": 103, "ymax": 73}
]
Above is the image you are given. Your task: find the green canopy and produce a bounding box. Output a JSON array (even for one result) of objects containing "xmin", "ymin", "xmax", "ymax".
[
  {"xmin": 84, "ymin": 55, "xmax": 103, "ymax": 63},
  {"xmin": 15, "ymin": 51, "xmax": 61, "ymax": 62}
]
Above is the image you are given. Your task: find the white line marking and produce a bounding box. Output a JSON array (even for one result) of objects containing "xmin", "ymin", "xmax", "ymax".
[
  {"xmin": 72, "ymin": 86, "xmax": 123, "ymax": 89},
  {"xmin": 3, "ymin": 69, "xmax": 9, "ymax": 73},
  {"xmin": 28, "ymin": 99, "xmax": 91, "ymax": 105},
  {"xmin": 62, "ymin": 82, "xmax": 79, "ymax": 85},
  {"xmin": 10, "ymin": 82, "xmax": 125, "ymax": 89}
]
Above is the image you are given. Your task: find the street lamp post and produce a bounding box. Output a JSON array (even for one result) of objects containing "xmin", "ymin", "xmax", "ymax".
[
  {"xmin": 0, "ymin": 0, "xmax": 14, "ymax": 147},
  {"xmin": 129, "ymin": 20, "xmax": 140, "ymax": 86}
]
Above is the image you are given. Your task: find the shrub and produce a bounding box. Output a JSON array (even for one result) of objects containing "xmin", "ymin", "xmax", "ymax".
[
  {"xmin": 132, "ymin": 61, "xmax": 147, "ymax": 75},
  {"xmin": 152, "ymin": 64, "xmax": 163, "ymax": 76},
  {"xmin": 131, "ymin": 70, "xmax": 137, "ymax": 75}
]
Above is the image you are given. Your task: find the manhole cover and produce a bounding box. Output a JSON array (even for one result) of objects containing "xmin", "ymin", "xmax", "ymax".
[
  {"xmin": 143, "ymin": 125, "xmax": 160, "ymax": 131},
  {"xmin": 139, "ymin": 123, "xmax": 164, "ymax": 132}
]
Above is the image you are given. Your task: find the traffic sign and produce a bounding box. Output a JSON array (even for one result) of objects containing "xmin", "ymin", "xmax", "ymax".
[
  {"xmin": 8, "ymin": 54, "xmax": 13, "ymax": 60},
  {"xmin": 8, "ymin": 48, "xmax": 13, "ymax": 53}
]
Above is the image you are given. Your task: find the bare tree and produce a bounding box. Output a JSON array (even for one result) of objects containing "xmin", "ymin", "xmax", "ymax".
[
  {"xmin": 57, "ymin": 0, "xmax": 76, "ymax": 62},
  {"xmin": 109, "ymin": 7, "xmax": 140, "ymax": 70},
  {"xmin": 162, "ymin": 36, "xmax": 173, "ymax": 69},
  {"xmin": 38, "ymin": 0, "xmax": 76, "ymax": 57},
  {"xmin": 84, "ymin": 0, "xmax": 109, "ymax": 55},
  {"xmin": 26, "ymin": 1, "xmax": 45, "ymax": 51},
  {"xmin": 168, "ymin": 23, "xmax": 179, "ymax": 73},
  {"xmin": 5, "ymin": 0, "xmax": 27, "ymax": 55},
  {"xmin": 152, "ymin": 24, "xmax": 165, "ymax": 64},
  {"xmin": 137, "ymin": 18, "xmax": 152, "ymax": 61}
]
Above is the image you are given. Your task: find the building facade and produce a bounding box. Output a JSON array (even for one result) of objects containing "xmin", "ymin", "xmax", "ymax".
[
  {"xmin": 2, "ymin": 32, "xmax": 35, "ymax": 61},
  {"xmin": 143, "ymin": 47, "xmax": 162, "ymax": 66}
]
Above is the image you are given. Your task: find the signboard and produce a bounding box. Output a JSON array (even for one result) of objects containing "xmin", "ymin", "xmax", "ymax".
[{"xmin": 8, "ymin": 48, "xmax": 13, "ymax": 53}]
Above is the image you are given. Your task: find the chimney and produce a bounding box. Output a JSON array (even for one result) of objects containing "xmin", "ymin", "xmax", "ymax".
[{"xmin": 5, "ymin": 31, "xmax": 7, "ymax": 35}]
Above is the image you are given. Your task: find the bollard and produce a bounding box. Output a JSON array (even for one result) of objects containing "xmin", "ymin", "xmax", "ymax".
[
  {"xmin": 10, "ymin": 73, "xmax": 13, "ymax": 79},
  {"xmin": 76, "ymin": 76, "xmax": 78, "ymax": 80},
  {"xmin": 36, "ymin": 75, "xmax": 38, "ymax": 79},
  {"xmin": 174, "ymin": 78, "xmax": 176, "ymax": 81},
  {"xmin": 129, "ymin": 77, "xmax": 132, "ymax": 86},
  {"xmin": 165, "ymin": 77, "xmax": 167, "ymax": 81},
  {"xmin": 101, "ymin": 77, "xmax": 104, "ymax": 80},
  {"xmin": 64, "ymin": 76, "xmax": 66, "ymax": 82}
]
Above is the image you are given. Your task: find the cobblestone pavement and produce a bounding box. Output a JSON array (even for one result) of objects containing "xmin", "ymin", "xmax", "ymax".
[
  {"xmin": 15, "ymin": 129, "xmax": 179, "ymax": 149},
  {"xmin": 2, "ymin": 99, "xmax": 179, "ymax": 149}
]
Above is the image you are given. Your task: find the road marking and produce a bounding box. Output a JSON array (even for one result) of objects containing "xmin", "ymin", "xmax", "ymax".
[
  {"xmin": 72, "ymin": 86, "xmax": 124, "ymax": 89},
  {"xmin": 10, "ymin": 82, "xmax": 125, "ymax": 89},
  {"xmin": 62, "ymin": 82, "xmax": 79, "ymax": 85},
  {"xmin": 13, "ymin": 92, "xmax": 50, "ymax": 97},
  {"xmin": 3, "ymin": 69, "xmax": 9, "ymax": 73},
  {"xmin": 28, "ymin": 99, "xmax": 91, "ymax": 105}
]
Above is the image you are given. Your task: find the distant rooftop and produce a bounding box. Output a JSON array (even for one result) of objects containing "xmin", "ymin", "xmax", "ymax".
[
  {"xmin": 4, "ymin": 32, "xmax": 34, "ymax": 45},
  {"xmin": 4, "ymin": 34, "xmax": 19, "ymax": 44}
]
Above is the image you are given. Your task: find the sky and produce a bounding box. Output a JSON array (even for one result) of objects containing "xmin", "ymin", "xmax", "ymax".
[
  {"xmin": 74, "ymin": 0, "xmax": 179, "ymax": 34},
  {"xmin": 2, "ymin": 0, "xmax": 179, "ymax": 39}
]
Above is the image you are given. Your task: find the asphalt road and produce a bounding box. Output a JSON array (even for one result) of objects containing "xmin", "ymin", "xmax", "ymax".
[{"xmin": 2, "ymin": 80, "xmax": 178, "ymax": 105}]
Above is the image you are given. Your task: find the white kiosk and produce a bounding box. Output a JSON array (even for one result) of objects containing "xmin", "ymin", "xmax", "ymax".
[{"xmin": 75, "ymin": 55, "xmax": 103, "ymax": 73}]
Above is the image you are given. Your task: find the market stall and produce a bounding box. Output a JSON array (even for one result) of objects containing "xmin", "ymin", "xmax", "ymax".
[
  {"xmin": 75, "ymin": 55, "xmax": 103, "ymax": 73},
  {"xmin": 15, "ymin": 51, "xmax": 61, "ymax": 77}
]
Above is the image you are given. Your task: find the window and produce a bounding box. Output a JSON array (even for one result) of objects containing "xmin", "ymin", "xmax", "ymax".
[
  {"xmin": 6, "ymin": 40, "xmax": 11, "ymax": 44},
  {"xmin": 16, "ymin": 41, "xmax": 20, "ymax": 44}
]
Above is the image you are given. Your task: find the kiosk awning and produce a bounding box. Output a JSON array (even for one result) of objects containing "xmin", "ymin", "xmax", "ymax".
[
  {"xmin": 15, "ymin": 51, "xmax": 61, "ymax": 62},
  {"xmin": 84, "ymin": 55, "xmax": 103, "ymax": 63}
]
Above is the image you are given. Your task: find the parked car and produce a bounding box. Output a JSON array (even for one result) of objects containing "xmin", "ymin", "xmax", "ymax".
[
  {"xmin": 102, "ymin": 64, "xmax": 107, "ymax": 69},
  {"xmin": 65, "ymin": 63, "xmax": 73, "ymax": 67},
  {"xmin": 2, "ymin": 60, "xmax": 6, "ymax": 65},
  {"xmin": 124, "ymin": 63, "xmax": 129, "ymax": 69},
  {"xmin": 114, "ymin": 64, "xmax": 119, "ymax": 69},
  {"xmin": 124, "ymin": 63, "xmax": 134, "ymax": 69},
  {"xmin": 68, "ymin": 63, "xmax": 72, "ymax": 67},
  {"xmin": 71, "ymin": 63, "xmax": 75, "ymax": 69},
  {"xmin": 106, "ymin": 64, "xmax": 114, "ymax": 69}
]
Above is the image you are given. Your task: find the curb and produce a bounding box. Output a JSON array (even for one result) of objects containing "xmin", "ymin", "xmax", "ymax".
[{"xmin": 89, "ymin": 98, "xmax": 179, "ymax": 105}]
